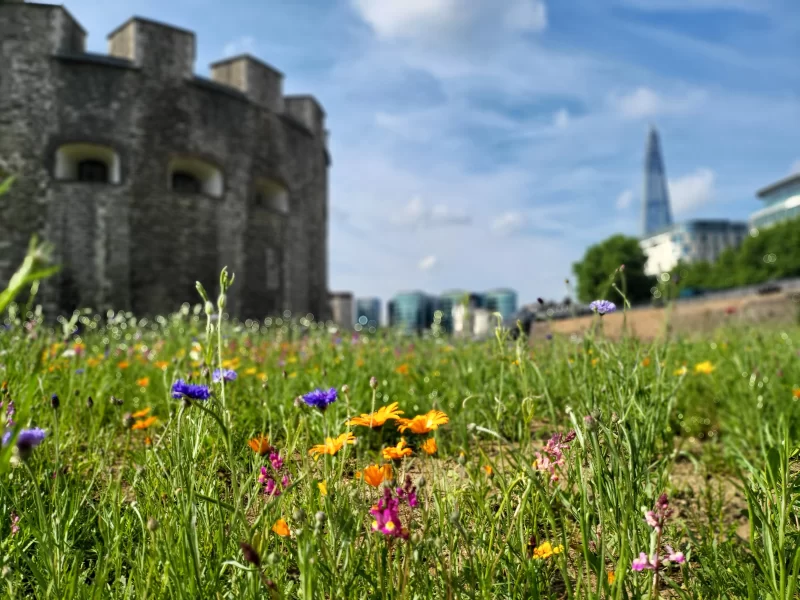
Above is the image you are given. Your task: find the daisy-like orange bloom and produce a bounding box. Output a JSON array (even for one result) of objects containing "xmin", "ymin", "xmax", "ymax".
[
  {"xmin": 641, "ymin": 357, "xmax": 651, "ymax": 367},
  {"xmin": 395, "ymin": 363, "xmax": 410, "ymax": 375},
  {"xmin": 272, "ymin": 519, "xmax": 290, "ymax": 537},
  {"xmin": 396, "ymin": 410, "xmax": 449, "ymax": 434},
  {"xmin": 308, "ymin": 432, "xmax": 357, "ymax": 458},
  {"xmin": 483, "ymin": 464, "xmax": 493, "ymax": 476},
  {"xmin": 792, "ymin": 388, "xmax": 800, "ymax": 399},
  {"xmin": 154, "ymin": 360, "xmax": 169, "ymax": 370},
  {"xmin": 360, "ymin": 464, "xmax": 393, "ymax": 487},
  {"xmin": 247, "ymin": 435, "xmax": 272, "ymax": 456},
  {"xmin": 132, "ymin": 407, "xmax": 151, "ymax": 418},
  {"xmin": 420, "ymin": 438, "xmax": 437, "ymax": 455},
  {"xmin": 382, "ymin": 439, "xmax": 413, "ymax": 460},
  {"xmin": 117, "ymin": 361, "xmax": 130, "ymax": 369},
  {"xmin": 132, "ymin": 416, "xmax": 158, "ymax": 430},
  {"xmin": 136, "ymin": 377, "xmax": 150, "ymax": 388},
  {"xmin": 347, "ymin": 402, "xmax": 404, "ymax": 428}
]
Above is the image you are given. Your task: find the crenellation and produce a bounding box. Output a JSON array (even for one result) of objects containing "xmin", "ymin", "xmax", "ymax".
[
  {"xmin": 108, "ymin": 17, "xmax": 195, "ymax": 80},
  {"xmin": 210, "ymin": 55, "xmax": 284, "ymax": 113},
  {"xmin": 284, "ymin": 95, "xmax": 326, "ymax": 140}
]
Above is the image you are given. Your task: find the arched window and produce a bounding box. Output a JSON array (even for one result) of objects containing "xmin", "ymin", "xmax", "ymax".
[
  {"xmin": 253, "ymin": 178, "xmax": 289, "ymax": 213},
  {"xmin": 54, "ymin": 143, "xmax": 120, "ymax": 183},
  {"xmin": 77, "ymin": 160, "xmax": 109, "ymax": 182},
  {"xmin": 167, "ymin": 157, "xmax": 223, "ymax": 198},
  {"xmin": 171, "ymin": 171, "xmax": 202, "ymax": 194}
]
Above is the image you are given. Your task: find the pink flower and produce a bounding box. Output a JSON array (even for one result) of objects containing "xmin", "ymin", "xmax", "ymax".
[
  {"xmin": 665, "ymin": 545, "xmax": 685, "ymax": 564},
  {"xmin": 10, "ymin": 512, "xmax": 19, "ymax": 536},
  {"xmin": 369, "ymin": 488, "xmax": 408, "ymax": 539},
  {"xmin": 270, "ymin": 452, "xmax": 284, "ymax": 471},
  {"xmin": 632, "ymin": 552, "xmax": 656, "ymax": 571}
]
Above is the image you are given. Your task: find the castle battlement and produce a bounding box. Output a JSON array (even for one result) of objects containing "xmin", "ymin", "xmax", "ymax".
[{"xmin": 0, "ymin": 1, "xmax": 330, "ymax": 321}]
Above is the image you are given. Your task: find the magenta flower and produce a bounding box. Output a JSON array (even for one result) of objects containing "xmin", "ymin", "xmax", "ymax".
[
  {"xmin": 370, "ymin": 488, "xmax": 408, "ymax": 539},
  {"xmin": 665, "ymin": 545, "xmax": 685, "ymax": 564},
  {"xmin": 632, "ymin": 553, "xmax": 656, "ymax": 571},
  {"xmin": 269, "ymin": 452, "xmax": 284, "ymax": 471}
]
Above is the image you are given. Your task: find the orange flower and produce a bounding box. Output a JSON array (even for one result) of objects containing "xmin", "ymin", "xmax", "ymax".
[
  {"xmin": 309, "ymin": 432, "xmax": 357, "ymax": 458},
  {"xmin": 361, "ymin": 464, "xmax": 392, "ymax": 487},
  {"xmin": 420, "ymin": 438, "xmax": 437, "ymax": 455},
  {"xmin": 272, "ymin": 519, "xmax": 290, "ymax": 537},
  {"xmin": 396, "ymin": 410, "xmax": 449, "ymax": 434},
  {"xmin": 136, "ymin": 377, "xmax": 150, "ymax": 388},
  {"xmin": 144, "ymin": 436, "xmax": 152, "ymax": 447},
  {"xmin": 483, "ymin": 464, "xmax": 493, "ymax": 476},
  {"xmin": 132, "ymin": 416, "xmax": 158, "ymax": 430},
  {"xmin": 641, "ymin": 357, "xmax": 651, "ymax": 367},
  {"xmin": 793, "ymin": 388, "xmax": 800, "ymax": 399},
  {"xmin": 132, "ymin": 407, "xmax": 151, "ymax": 418},
  {"xmin": 117, "ymin": 361, "xmax": 130, "ymax": 369},
  {"xmin": 154, "ymin": 360, "xmax": 169, "ymax": 370},
  {"xmin": 356, "ymin": 358, "xmax": 365, "ymax": 368},
  {"xmin": 383, "ymin": 439, "xmax": 413, "ymax": 460},
  {"xmin": 347, "ymin": 402, "xmax": 404, "ymax": 428},
  {"xmin": 607, "ymin": 571, "xmax": 616, "ymax": 585},
  {"xmin": 395, "ymin": 363, "xmax": 410, "ymax": 375},
  {"xmin": 247, "ymin": 435, "xmax": 272, "ymax": 456}
]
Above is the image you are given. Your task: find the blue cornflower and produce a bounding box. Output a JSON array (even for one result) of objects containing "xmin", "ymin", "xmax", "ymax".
[
  {"xmin": 171, "ymin": 379, "xmax": 211, "ymax": 401},
  {"xmin": 2, "ymin": 427, "xmax": 47, "ymax": 450},
  {"xmin": 302, "ymin": 388, "xmax": 338, "ymax": 411},
  {"xmin": 589, "ymin": 300, "xmax": 617, "ymax": 316},
  {"xmin": 212, "ymin": 368, "xmax": 237, "ymax": 383}
]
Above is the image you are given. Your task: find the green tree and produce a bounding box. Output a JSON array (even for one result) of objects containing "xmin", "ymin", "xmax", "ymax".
[{"xmin": 572, "ymin": 234, "xmax": 655, "ymax": 304}]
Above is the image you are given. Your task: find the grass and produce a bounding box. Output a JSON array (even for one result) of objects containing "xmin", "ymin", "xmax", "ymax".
[{"xmin": 0, "ymin": 276, "xmax": 799, "ymax": 598}]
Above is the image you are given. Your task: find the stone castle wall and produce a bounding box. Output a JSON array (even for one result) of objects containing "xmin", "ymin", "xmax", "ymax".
[{"xmin": 0, "ymin": 3, "xmax": 330, "ymax": 320}]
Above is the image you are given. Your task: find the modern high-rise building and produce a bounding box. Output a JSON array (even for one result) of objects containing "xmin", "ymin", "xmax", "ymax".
[
  {"xmin": 354, "ymin": 297, "xmax": 381, "ymax": 328},
  {"xmin": 484, "ymin": 289, "xmax": 518, "ymax": 321},
  {"xmin": 388, "ymin": 291, "xmax": 436, "ymax": 332},
  {"xmin": 749, "ymin": 173, "xmax": 800, "ymax": 230},
  {"xmin": 642, "ymin": 126, "xmax": 673, "ymax": 236},
  {"xmin": 329, "ymin": 292, "xmax": 354, "ymax": 329}
]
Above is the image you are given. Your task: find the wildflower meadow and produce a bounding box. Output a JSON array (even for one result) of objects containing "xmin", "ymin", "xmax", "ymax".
[{"xmin": 1, "ymin": 267, "xmax": 799, "ymax": 599}]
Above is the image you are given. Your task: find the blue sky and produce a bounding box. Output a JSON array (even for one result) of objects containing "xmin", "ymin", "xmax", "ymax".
[{"xmin": 53, "ymin": 0, "xmax": 800, "ymax": 313}]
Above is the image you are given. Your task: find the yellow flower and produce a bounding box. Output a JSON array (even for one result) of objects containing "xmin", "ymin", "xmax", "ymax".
[
  {"xmin": 309, "ymin": 432, "xmax": 357, "ymax": 458},
  {"xmin": 591, "ymin": 358, "xmax": 599, "ymax": 367},
  {"xmin": 532, "ymin": 541, "xmax": 564, "ymax": 560},
  {"xmin": 420, "ymin": 438, "xmax": 437, "ymax": 455},
  {"xmin": 318, "ymin": 481, "xmax": 327, "ymax": 496},
  {"xmin": 396, "ymin": 410, "xmax": 449, "ymax": 434},
  {"xmin": 247, "ymin": 435, "xmax": 272, "ymax": 456},
  {"xmin": 244, "ymin": 367, "xmax": 258, "ymax": 376},
  {"xmin": 674, "ymin": 366, "xmax": 688, "ymax": 376},
  {"xmin": 272, "ymin": 519, "xmax": 290, "ymax": 537},
  {"xmin": 136, "ymin": 377, "xmax": 150, "ymax": 388},
  {"xmin": 356, "ymin": 358, "xmax": 365, "ymax": 367},
  {"xmin": 511, "ymin": 359, "xmax": 520, "ymax": 366},
  {"xmin": 131, "ymin": 416, "xmax": 158, "ymax": 430},
  {"xmin": 360, "ymin": 464, "xmax": 392, "ymax": 487},
  {"xmin": 154, "ymin": 360, "xmax": 169, "ymax": 370},
  {"xmin": 694, "ymin": 361, "xmax": 715, "ymax": 374},
  {"xmin": 383, "ymin": 439, "xmax": 413, "ymax": 460},
  {"xmin": 348, "ymin": 402, "xmax": 404, "ymax": 428}
]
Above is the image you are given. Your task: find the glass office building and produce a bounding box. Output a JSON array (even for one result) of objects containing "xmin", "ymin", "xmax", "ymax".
[
  {"xmin": 389, "ymin": 291, "xmax": 436, "ymax": 332},
  {"xmin": 642, "ymin": 126, "xmax": 673, "ymax": 236},
  {"xmin": 354, "ymin": 297, "xmax": 381, "ymax": 328},
  {"xmin": 749, "ymin": 173, "xmax": 800, "ymax": 230},
  {"xmin": 484, "ymin": 289, "xmax": 518, "ymax": 322}
]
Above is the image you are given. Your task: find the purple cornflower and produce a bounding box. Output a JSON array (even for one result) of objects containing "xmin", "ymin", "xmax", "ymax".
[
  {"xmin": 171, "ymin": 380, "xmax": 211, "ymax": 401},
  {"xmin": 301, "ymin": 388, "xmax": 337, "ymax": 411},
  {"xmin": 589, "ymin": 300, "xmax": 617, "ymax": 315},
  {"xmin": 370, "ymin": 487, "xmax": 408, "ymax": 539},
  {"xmin": 16, "ymin": 427, "xmax": 46, "ymax": 450},
  {"xmin": 212, "ymin": 368, "xmax": 237, "ymax": 383}
]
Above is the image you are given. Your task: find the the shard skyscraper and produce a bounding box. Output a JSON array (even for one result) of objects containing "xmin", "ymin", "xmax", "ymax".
[{"xmin": 641, "ymin": 126, "xmax": 673, "ymax": 236}]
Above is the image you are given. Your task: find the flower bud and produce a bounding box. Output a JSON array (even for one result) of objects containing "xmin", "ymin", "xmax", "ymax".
[
  {"xmin": 204, "ymin": 301, "xmax": 214, "ymax": 316},
  {"xmin": 217, "ymin": 294, "xmax": 227, "ymax": 310},
  {"xmin": 239, "ymin": 541, "xmax": 261, "ymax": 567},
  {"xmin": 369, "ymin": 376, "xmax": 378, "ymax": 389},
  {"xmin": 341, "ymin": 384, "xmax": 350, "ymax": 394},
  {"xmin": 86, "ymin": 396, "xmax": 94, "ymax": 409},
  {"xmin": 50, "ymin": 393, "xmax": 60, "ymax": 410},
  {"xmin": 417, "ymin": 476, "xmax": 426, "ymax": 488},
  {"xmin": 122, "ymin": 413, "xmax": 135, "ymax": 429},
  {"xmin": 292, "ymin": 508, "xmax": 306, "ymax": 523},
  {"xmin": 315, "ymin": 511, "xmax": 326, "ymax": 525},
  {"xmin": 147, "ymin": 517, "xmax": 159, "ymax": 532}
]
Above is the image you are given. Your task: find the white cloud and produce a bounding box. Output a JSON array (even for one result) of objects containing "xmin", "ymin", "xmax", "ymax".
[
  {"xmin": 790, "ymin": 160, "xmax": 800, "ymax": 175},
  {"xmin": 616, "ymin": 189, "xmax": 634, "ymax": 210},
  {"xmin": 418, "ymin": 255, "xmax": 438, "ymax": 271},
  {"xmin": 669, "ymin": 168, "xmax": 716, "ymax": 214},
  {"xmin": 390, "ymin": 196, "xmax": 471, "ymax": 228},
  {"xmin": 553, "ymin": 108, "xmax": 570, "ymax": 129},
  {"xmin": 223, "ymin": 35, "xmax": 257, "ymax": 57},
  {"xmin": 616, "ymin": 0, "xmax": 767, "ymax": 13},
  {"xmin": 491, "ymin": 211, "xmax": 528, "ymax": 235},
  {"xmin": 613, "ymin": 86, "xmax": 706, "ymax": 119},
  {"xmin": 351, "ymin": 0, "xmax": 547, "ymax": 40}
]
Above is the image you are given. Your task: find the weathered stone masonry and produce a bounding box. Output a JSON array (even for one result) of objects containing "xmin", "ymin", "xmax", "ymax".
[{"xmin": 0, "ymin": 2, "xmax": 330, "ymax": 320}]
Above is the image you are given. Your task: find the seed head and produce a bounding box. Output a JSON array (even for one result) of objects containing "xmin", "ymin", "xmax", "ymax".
[{"xmin": 239, "ymin": 541, "xmax": 261, "ymax": 567}]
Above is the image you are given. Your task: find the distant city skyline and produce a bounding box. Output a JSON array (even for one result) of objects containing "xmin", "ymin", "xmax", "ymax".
[{"xmin": 642, "ymin": 127, "xmax": 673, "ymax": 236}]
